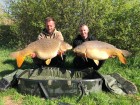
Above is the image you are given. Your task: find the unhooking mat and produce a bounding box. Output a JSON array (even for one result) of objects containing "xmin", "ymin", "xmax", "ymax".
[
  {"xmin": 17, "ymin": 67, "xmax": 137, "ymax": 101},
  {"xmin": 17, "ymin": 67, "xmax": 103, "ymax": 101}
]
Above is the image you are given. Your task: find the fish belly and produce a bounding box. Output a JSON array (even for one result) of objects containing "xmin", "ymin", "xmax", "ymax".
[
  {"xmin": 36, "ymin": 51, "xmax": 57, "ymax": 59},
  {"xmin": 86, "ymin": 49, "xmax": 109, "ymax": 60}
]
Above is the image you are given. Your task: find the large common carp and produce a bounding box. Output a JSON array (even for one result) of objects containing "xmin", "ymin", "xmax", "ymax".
[
  {"xmin": 73, "ymin": 40, "xmax": 131, "ymax": 65},
  {"xmin": 10, "ymin": 39, "xmax": 72, "ymax": 68}
]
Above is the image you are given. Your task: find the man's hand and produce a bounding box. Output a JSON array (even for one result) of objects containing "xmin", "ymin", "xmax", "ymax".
[{"xmin": 38, "ymin": 34, "xmax": 45, "ymax": 40}]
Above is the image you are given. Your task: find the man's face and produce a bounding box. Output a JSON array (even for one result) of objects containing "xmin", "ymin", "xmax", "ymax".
[
  {"xmin": 80, "ymin": 25, "xmax": 89, "ymax": 39},
  {"xmin": 45, "ymin": 20, "xmax": 55, "ymax": 34}
]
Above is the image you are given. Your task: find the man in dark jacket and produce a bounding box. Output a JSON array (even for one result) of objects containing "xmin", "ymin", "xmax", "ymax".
[{"xmin": 73, "ymin": 24, "xmax": 105, "ymax": 70}]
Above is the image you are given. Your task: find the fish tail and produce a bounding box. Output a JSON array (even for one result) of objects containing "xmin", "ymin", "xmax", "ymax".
[
  {"xmin": 16, "ymin": 54, "xmax": 25, "ymax": 68},
  {"xmin": 116, "ymin": 50, "xmax": 126, "ymax": 64},
  {"xmin": 121, "ymin": 49, "xmax": 132, "ymax": 57},
  {"xmin": 10, "ymin": 50, "xmax": 26, "ymax": 68}
]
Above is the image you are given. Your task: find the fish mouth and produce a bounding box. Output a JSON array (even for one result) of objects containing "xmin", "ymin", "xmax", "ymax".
[
  {"xmin": 73, "ymin": 48, "xmax": 79, "ymax": 53},
  {"xmin": 73, "ymin": 49, "xmax": 76, "ymax": 52}
]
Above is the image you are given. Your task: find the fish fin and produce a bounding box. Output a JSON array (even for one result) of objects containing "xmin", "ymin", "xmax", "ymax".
[
  {"xmin": 84, "ymin": 52, "xmax": 88, "ymax": 61},
  {"xmin": 116, "ymin": 51, "xmax": 126, "ymax": 64},
  {"xmin": 121, "ymin": 49, "xmax": 132, "ymax": 57},
  {"xmin": 93, "ymin": 60, "xmax": 99, "ymax": 66},
  {"xmin": 61, "ymin": 53, "xmax": 63, "ymax": 60},
  {"xmin": 58, "ymin": 51, "xmax": 63, "ymax": 60},
  {"xmin": 60, "ymin": 52, "xmax": 63, "ymax": 60},
  {"xmin": 16, "ymin": 55, "xmax": 25, "ymax": 68},
  {"xmin": 10, "ymin": 50, "xmax": 31, "ymax": 68},
  {"xmin": 45, "ymin": 59, "xmax": 51, "ymax": 65}
]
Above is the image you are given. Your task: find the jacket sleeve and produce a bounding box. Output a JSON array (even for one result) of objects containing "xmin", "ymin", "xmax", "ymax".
[
  {"xmin": 89, "ymin": 35, "xmax": 96, "ymax": 41},
  {"xmin": 37, "ymin": 32, "xmax": 46, "ymax": 40},
  {"xmin": 55, "ymin": 31, "xmax": 64, "ymax": 41},
  {"xmin": 73, "ymin": 38, "xmax": 83, "ymax": 48}
]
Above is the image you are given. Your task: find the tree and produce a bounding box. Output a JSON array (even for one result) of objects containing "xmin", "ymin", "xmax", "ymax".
[{"xmin": 4, "ymin": 0, "xmax": 140, "ymax": 53}]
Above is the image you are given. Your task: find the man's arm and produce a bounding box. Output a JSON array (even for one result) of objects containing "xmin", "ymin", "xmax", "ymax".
[
  {"xmin": 38, "ymin": 33, "xmax": 46, "ymax": 40},
  {"xmin": 55, "ymin": 31, "xmax": 64, "ymax": 41},
  {"xmin": 73, "ymin": 39, "xmax": 82, "ymax": 48},
  {"xmin": 72, "ymin": 35, "xmax": 83, "ymax": 48},
  {"xmin": 88, "ymin": 35, "xmax": 96, "ymax": 41}
]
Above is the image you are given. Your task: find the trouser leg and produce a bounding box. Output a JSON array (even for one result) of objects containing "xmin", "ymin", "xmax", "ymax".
[
  {"xmin": 73, "ymin": 56, "xmax": 105, "ymax": 71},
  {"xmin": 50, "ymin": 55, "xmax": 66, "ymax": 67},
  {"xmin": 88, "ymin": 59, "xmax": 105, "ymax": 70},
  {"xmin": 32, "ymin": 57, "xmax": 46, "ymax": 68},
  {"xmin": 33, "ymin": 55, "xmax": 66, "ymax": 68},
  {"xmin": 73, "ymin": 56, "xmax": 88, "ymax": 69}
]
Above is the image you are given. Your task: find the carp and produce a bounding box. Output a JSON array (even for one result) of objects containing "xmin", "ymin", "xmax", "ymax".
[
  {"xmin": 73, "ymin": 40, "xmax": 131, "ymax": 65},
  {"xmin": 10, "ymin": 38, "xmax": 72, "ymax": 68}
]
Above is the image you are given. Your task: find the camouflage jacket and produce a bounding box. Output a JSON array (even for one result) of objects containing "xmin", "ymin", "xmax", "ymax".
[{"xmin": 38, "ymin": 28, "xmax": 64, "ymax": 41}]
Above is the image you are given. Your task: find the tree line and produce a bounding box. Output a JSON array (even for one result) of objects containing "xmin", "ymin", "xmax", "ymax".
[{"xmin": 1, "ymin": 0, "xmax": 140, "ymax": 53}]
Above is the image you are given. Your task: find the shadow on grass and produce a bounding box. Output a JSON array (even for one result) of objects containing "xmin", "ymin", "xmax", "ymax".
[
  {"xmin": 0, "ymin": 59, "xmax": 35, "ymax": 77},
  {"xmin": 2, "ymin": 59, "xmax": 34, "ymax": 70},
  {"xmin": 0, "ymin": 70, "xmax": 15, "ymax": 77}
]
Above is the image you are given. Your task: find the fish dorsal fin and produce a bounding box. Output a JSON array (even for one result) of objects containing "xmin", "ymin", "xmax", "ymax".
[
  {"xmin": 93, "ymin": 59, "xmax": 99, "ymax": 66},
  {"xmin": 45, "ymin": 59, "xmax": 51, "ymax": 65},
  {"xmin": 16, "ymin": 55, "xmax": 25, "ymax": 68}
]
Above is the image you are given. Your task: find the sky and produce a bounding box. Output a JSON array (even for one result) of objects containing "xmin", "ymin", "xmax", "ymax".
[{"xmin": 0, "ymin": 0, "xmax": 6, "ymax": 8}]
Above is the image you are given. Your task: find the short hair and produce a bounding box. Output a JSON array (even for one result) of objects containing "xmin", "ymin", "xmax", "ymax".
[
  {"xmin": 79, "ymin": 24, "xmax": 88, "ymax": 28},
  {"xmin": 45, "ymin": 17, "xmax": 55, "ymax": 23},
  {"xmin": 79, "ymin": 24, "xmax": 89, "ymax": 31}
]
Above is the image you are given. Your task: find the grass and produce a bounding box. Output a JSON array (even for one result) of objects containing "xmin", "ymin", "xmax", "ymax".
[{"xmin": 0, "ymin": 48, "xmax": 140, "ymax": 105}]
